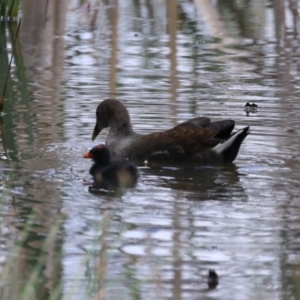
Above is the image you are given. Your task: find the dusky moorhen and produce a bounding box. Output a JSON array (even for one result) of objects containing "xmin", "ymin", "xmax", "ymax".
[{"xmin": 92, "ymin": 99, "xmax": 250, "ymax": 164}]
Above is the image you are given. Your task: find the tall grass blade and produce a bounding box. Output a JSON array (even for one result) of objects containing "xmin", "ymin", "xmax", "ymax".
[
  {"xmin": 0, "ymin": 0, "xmax": 6, "ymax": 17},
  {"xmin": 8, "ymin": 0, "xmax": 20, "ymax": 17},
  {"xmin": 0, "ymin": 18, "xmax": 21, "ymax": 112}
]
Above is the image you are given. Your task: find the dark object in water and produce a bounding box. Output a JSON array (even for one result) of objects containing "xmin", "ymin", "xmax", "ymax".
[
  {"xmin": 91, "ymin": 99, "xmax": 250, "ymax": 164},
  {"xmin": 83, "ymin": 144, "xmax": 138, "ymax": 190},
  {"xmin": 207, "ymin": 269, "xmax": 219, "ymax": 289},
  {"xmin": 244, "ymin": 102, "xmax": 251, "ymax": 115},
  {"xmin": 244, "ymin": 102, "xmax": 258, "ymax": 115},
  {"xmin": 250, "ymin": 103, "xmax": 258, "ymax": 112}
]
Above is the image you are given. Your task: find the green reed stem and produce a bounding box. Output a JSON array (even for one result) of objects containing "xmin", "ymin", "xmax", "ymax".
[
  {"xmin": 0, "ymin": 18, "xmax": 21, "ymax": 112},
  {"xmin": 8, "ymin": 0, "xmax": 20, "ymax": 17},
  {"xmin": 0, "ymin": 0, "xmax": 5, "ymax": 16},
  {"xmin": 1, "ymin": 0, "xmax": 20, "ymax": 18}
]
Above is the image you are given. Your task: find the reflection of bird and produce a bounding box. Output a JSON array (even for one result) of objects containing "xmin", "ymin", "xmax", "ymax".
[
  {"xmin": 91, "ymin": 99, "xmax": 250, "ymax": 164},
  {"xmin": 83, "ymin": 144, "xmax": 138, "ymax": 189},
  {"xmin": 207, "ymin": 269, "xmax": 219, "ymax": 289}
]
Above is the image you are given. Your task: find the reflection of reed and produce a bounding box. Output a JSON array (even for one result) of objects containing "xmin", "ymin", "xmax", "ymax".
[
  {"xmin": 194, "ymin": 0, "xmax": 229, "ymax": 39},
  {"xmin": 20, "ymin": 0, "xmax": 68, "ymax": 145},
  {"xmin": 166, "ymin": 3, "xmax": 183, "ymax": 298},
  {"xmin": 274, "ymin": 0, "xmax": 294, "ymax": 94},
  {"xmin": 0, "ymin": 1, "xmax": 69, "ymax": 298},
  {"xmin": 108, "ymin": 0, "xmax": 119, "ymax": 98},
  {"xmin": 93, "ymin": 210, "xmax": 110, "ymax": 300},
  {"xmin": 1, "ymin": 203, "xmax": 65, "ymax": 299},
  {"xmin": 167, "ymin": 1, "xmax": 179, "ymax": 126}
]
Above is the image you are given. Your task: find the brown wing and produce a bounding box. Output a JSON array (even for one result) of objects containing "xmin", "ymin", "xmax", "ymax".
[
  {"xmin": 179, "ymin": 117, "xmax": 212, "ymax": 128},
  {"xmin": 204, "ymin": 120, "xmax": 235, "ymax": 139},
  {"xmin": 124, "ymin": 123, "xmax": 218, "ymax": 157},
  {"xmin": 166, "ymin": 122, "xmax": 219, "ymax": 154},
  {"xmin": 179, "ymin": 117, "xmax": 235, "ymax": 136}
]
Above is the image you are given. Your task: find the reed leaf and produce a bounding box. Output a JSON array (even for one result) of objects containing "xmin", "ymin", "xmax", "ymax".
[
  {"xmin": 0, "ymin": 18, "xmax": 21, "ymax": 112},
  {"xmin": 8, "ymin": 0, "xmax": 20, "ymax": 17},
  {"xmin": 1, "ymin": 0, "xmax": 20, "ymax": 17},
  {"xmin": 0, "ymin": 0, "xmax": 6, "ymax": 17}
]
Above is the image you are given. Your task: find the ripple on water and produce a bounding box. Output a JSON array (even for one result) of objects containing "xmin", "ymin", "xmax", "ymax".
[{"xmin": 4, "ymin": 1, "xmax": 300, "ymax": 299}]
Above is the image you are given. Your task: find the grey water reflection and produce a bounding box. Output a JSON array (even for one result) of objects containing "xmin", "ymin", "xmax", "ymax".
[{"xmin": 1, "ymin": 0, "xmax": 300, "ymax": 299}]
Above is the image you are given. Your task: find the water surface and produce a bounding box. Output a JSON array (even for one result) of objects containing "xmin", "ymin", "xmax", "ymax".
[{"xmin": 1, "ymin": 1, "xmax": 300, "ymax": 299}]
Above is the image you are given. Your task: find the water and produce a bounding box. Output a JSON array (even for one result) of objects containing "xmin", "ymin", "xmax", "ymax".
[{"xmin": 1, "ymin": 0, "xmax": 300, "ymax": 299}]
